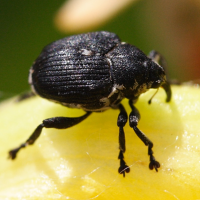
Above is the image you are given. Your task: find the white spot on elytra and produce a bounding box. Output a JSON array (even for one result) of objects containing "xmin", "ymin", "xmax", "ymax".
[
  {"xmin": 28, "ymin": 68, "xmax": 34, "ymax": 85},
  {"xmin": 81, "ymin": 49, "xmax": 93, "ymax": 56},
  {"xmin": 28, "ymin": 67, "xmax": 38, "ymax": 95}
]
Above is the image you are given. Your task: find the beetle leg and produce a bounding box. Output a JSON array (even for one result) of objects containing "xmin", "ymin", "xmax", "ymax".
[
  {"xmin": 117, "ymin": 104, "xmax": 130, "ymax": 177},
  {"xmin": 9, "ymin": 111, "xmax": 92, "ymax": 159},
  {"xmin": 16, "ymin": 91, "xmax": 36, "ymax": 102},
  {"xmin": 129, "ymin": 100, "xmax": 160, "ymax": 172},
  {"xmin": 148, "ymin": 50, "xmax": 167, "ymax": 68}
]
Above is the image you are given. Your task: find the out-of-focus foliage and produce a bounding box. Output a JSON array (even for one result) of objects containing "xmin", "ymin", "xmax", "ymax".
[{"xmin": 1, "ymin": 0, "xmax": 200, "ymax": 100}]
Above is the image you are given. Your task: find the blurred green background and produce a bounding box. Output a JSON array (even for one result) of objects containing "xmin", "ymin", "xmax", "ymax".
[{"xmin": 1, "ymin": 0, "xmax": 200, "ymax": 100}]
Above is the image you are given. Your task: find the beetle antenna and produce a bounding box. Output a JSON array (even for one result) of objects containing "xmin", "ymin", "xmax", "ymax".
[{"xmin": 148, "ymin": 89, "xmax": 159, "ymax": 104}]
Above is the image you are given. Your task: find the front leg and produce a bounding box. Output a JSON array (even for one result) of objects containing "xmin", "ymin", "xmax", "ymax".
[
  {"xmin": 129, "ymin": 100, "xmax": 160, "ymax": 171},
  {"xmin": 117, "ymin": 104, "xmax": 130, "ymax": 177}
]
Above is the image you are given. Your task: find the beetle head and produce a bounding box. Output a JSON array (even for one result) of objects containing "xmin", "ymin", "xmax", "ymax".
[
  {"xmin": 147, "ymin": 60, "xmax": 166, "ymax": 89},
  {"xmin": 147, "ymin": 60, "xmax": 171, "ymax": 102}
]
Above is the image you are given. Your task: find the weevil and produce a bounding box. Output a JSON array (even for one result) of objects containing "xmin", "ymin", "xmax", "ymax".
[{"xmin": 9, "ymin": 31, "xmax": 171, "ymax": 177}]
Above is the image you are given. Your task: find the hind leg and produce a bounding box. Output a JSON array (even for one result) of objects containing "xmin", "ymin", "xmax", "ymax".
[{"xmin": 9, "ymin": 111, "xmax": 92, "ymax": 159}]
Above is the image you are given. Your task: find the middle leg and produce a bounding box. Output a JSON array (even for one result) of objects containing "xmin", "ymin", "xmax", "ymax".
[{"xmin": 117, "ymin": 104, "xmax": 130, "ymax": 177}]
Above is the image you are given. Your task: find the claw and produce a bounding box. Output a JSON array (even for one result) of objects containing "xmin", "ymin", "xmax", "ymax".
[
  {"xmin": 149, "ymin": 156, "xmax": 160, "ymax": 172},
  {"xmin": 118, "ymin": 150, "xmax": 130, "ymax": 177},
  {"xmin": 8, "ymin": 148, "xmax": 19, "ymax": 160},
  {"xmin": 118, "ymin": 165, "xmax": 130, "ymax": 177},
  {"xmin": 8, "ymin": 143, "xmax": 27, "ymax": 160}
]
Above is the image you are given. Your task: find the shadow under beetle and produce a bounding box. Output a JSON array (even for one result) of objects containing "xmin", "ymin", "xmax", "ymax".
[{"xmin": 9, "ymin": 31, "xmax": 172, "ymax": 177}]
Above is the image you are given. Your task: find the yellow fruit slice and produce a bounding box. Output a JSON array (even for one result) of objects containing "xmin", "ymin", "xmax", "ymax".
[{"xmin": 0, "ymin": 85, "xmax": 200, "ymax": 199}]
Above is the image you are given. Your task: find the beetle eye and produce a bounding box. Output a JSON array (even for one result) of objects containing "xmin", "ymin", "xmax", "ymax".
[{"xmin": 151, "ymin": 80, "xmax": 162, "ymax": 88}]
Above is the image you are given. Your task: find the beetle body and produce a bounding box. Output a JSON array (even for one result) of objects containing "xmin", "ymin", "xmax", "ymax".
[
  {"xmin": 29, "ymin": 31, "xmax": 167, "ymax": 111},
  {"xmin": 10, "ymin": 31, "xmax": 172, "ymax": 177}
]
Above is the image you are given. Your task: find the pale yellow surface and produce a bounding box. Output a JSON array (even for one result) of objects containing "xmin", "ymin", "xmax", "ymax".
[
  {"xmin": 54, "ymin": 0, "xmax": 136, "ymax": 32},
  {"xmin": 0, "ymin": 85, "xmax": 200, "ymax": 199}
]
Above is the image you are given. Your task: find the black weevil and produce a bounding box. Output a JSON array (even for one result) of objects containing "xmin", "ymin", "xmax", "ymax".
[{"xmin": 9, "ymin": 31, "xmax": 171, "ymax": 177}]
